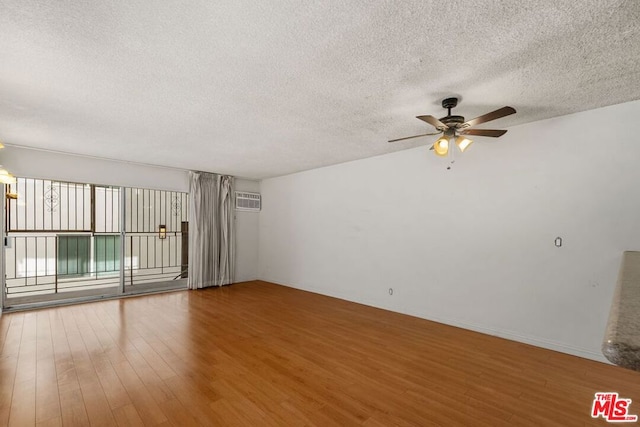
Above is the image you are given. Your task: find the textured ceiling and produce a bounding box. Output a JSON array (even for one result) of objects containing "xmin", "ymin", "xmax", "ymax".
[{"xmin": 1, "ymin": 1, "xmax": 639, "ymax": 179}]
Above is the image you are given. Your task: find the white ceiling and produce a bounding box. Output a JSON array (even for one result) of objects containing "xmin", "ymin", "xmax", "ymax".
[{"xmin": 1, "ymin": 1, "xmax": 639, "ymax": 179}]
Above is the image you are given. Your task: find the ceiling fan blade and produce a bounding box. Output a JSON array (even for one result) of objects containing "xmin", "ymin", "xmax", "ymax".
[
  {"xmin": 388, "ymin": 131, "xmax": 441, "ymax": 143},
  {"xmin": 416, "ymin": 115, "xmax": 448, "ymax": 130},
  {"xmin": 459, "ymin": 129, "xmax": 507, "ymax": 137},
  {"xmin": 462, "ymin": 106, "xmax": 516, "ymax": 128}
]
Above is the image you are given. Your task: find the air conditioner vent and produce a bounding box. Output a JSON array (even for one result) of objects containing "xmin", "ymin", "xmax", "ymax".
[{"xmin": 235, "ymin": 191, "xmax": 261, "ymax": 211}]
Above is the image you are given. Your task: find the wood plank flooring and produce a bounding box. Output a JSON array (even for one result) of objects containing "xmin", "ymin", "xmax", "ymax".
[{"xmin": 1, "ymin": 280, "xmax": 639, "ymax": 426}]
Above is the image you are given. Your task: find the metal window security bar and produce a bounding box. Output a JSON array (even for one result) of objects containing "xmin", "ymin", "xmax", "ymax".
[
  {"xmin": 3, "ymin": 177, "xmax": 188, "ymax": 306},
  {"xmin": 123, "ymin": 187, "xmax": 188, "ymax": 288},
  {"xmin": 9, "ymin": 179, "xmax": 92, "ymax": 232}
]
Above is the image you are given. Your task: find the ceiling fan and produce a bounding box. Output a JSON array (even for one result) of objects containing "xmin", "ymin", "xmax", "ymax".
[{"xmin": 389, "ymin": 97, "xmax": 516, "ymax": 157}]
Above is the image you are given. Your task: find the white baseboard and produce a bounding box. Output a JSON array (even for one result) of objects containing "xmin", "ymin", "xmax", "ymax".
[
  {"xmin": 417, "ymin": 313, "xmax": 608, "ymax": 364},
  {"xmin": 260, "ymin": 277, "xmax": 609, "ymax": 364}
]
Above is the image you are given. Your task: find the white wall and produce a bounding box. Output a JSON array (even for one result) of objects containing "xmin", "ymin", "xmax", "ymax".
[
  {"xmin": 234, "ymin": 179, "xmax": 260, "ymax": 282},
  {"xmin": 259, "ymin": 100, "xmax": 640, "ymax": 362},
  {"xmin": 0, "ymin": 146, "xmax": 260, "ymax": 283},
  {"xmin": 1, "ymin": 146, "xmax": 189, "ymax": 192}
]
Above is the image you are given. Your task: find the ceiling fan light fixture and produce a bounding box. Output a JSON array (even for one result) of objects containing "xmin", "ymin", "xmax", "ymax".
[
  {"xmin": 433, "ymin": 135, "xmax": 449, "ymax": 156},
  {"xmin": 390, "ymin": 97, "xmax": 516, "ymax": 161},
  {"xmin": 455, "ymin": 136, "xmax": 473, "ymax": 152}
]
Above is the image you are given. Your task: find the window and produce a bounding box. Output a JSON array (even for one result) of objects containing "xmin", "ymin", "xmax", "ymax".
[
  {"xmin": 57, "ymin": 235, "xmax": 90, "ymax": 276},
  {"xmin": 94, "ymin": 235, "xmax": 120, "ymax": 274},
  {"xmin": 4, "ymin": 177, "xmax": 188, "ymax": 302}
]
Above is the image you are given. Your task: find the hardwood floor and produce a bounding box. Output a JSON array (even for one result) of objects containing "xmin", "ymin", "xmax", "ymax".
[{"xmin": 1, "ymin": 280, "xmax": 639, "ymax": 426}]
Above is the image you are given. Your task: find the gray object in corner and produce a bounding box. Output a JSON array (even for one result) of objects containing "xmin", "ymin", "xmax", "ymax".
[{"xmin": 603, "ymin": 251, "xmax": 640, "ymax": 370}]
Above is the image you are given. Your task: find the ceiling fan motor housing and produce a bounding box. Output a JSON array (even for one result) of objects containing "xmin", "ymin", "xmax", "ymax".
[
  {"xmin": 441, "ymin": 115, "xmax": 465, "ymax": 128},
  {"xmin": 440, "ymin": 97, "xmax": 464, "ymax": 129}
]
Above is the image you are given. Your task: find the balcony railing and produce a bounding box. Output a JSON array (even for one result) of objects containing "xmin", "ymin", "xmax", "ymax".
[{"xmin": 5, "ymin": 233, "xmax": 185, "ymax": 299}]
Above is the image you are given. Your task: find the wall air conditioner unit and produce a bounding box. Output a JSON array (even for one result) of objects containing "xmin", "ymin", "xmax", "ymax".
[{"xmin": 235, "ymin": 191, "xmax": 261, "ymax": 212}]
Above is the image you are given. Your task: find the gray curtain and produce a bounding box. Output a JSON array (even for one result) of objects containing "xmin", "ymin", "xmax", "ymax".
[
  {"xmin": 188, "ymin": 171, "xmax": 235, "ymax": 289},
  {"xmin": 217, "ymin": 175, "xmax": 235, "ymax": 286}
]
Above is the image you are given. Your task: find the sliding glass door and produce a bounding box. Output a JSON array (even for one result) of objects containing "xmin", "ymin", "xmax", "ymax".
[
  {"xmin": 3, "ymin": 177, "xmax": 188, "ymax": 308},
  {"xmin": 123, "ymin": 187, "xmax": 188, "ymax": 292}
]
